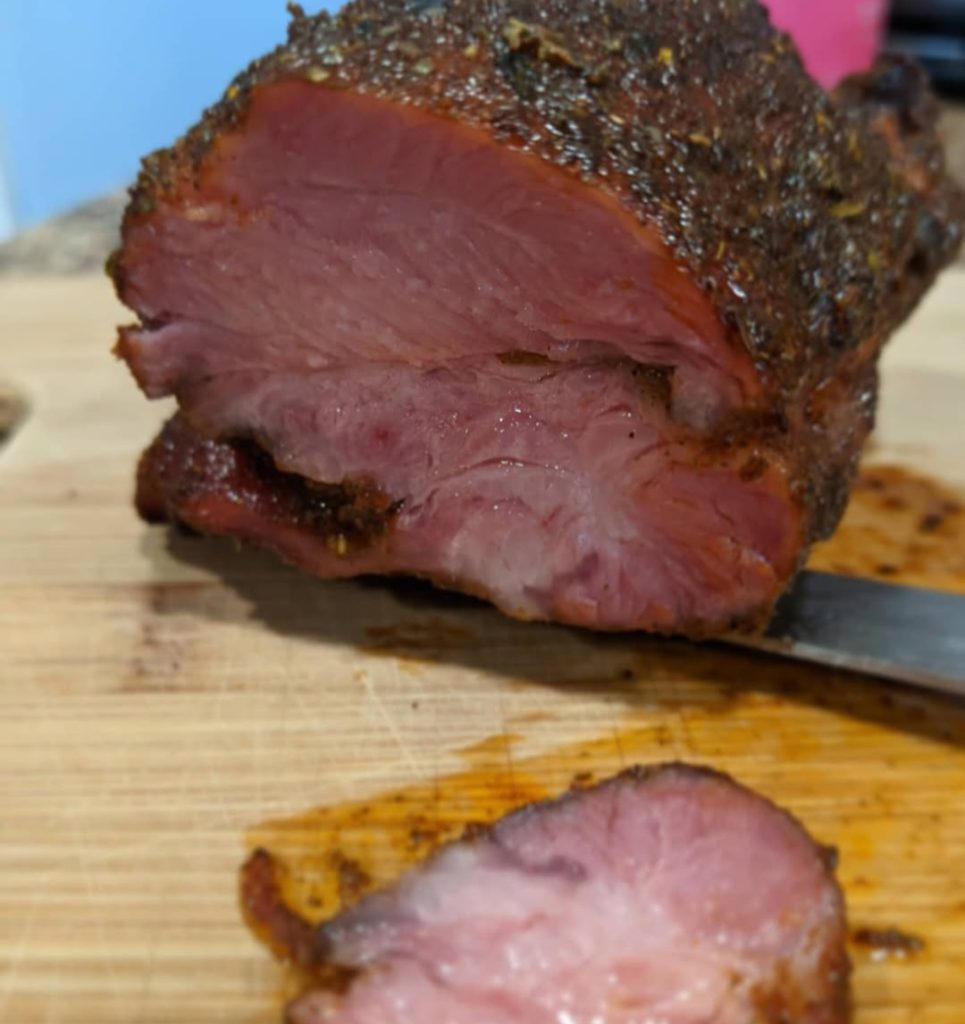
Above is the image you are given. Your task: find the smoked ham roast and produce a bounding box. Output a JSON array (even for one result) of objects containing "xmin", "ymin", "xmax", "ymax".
[
  {"xmin": 114, "ymin": 0, "xmax": 963, "ymax": 634},
  {"xmin": 242, "ymin": 765, "xmax": 850, "ymax": 1024}
]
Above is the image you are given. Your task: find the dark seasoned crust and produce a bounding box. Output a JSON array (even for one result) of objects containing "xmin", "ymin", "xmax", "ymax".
[
  {"xmin": 119, "ymin": 0, "xmax": 962, "ymax": 396},
  {"xmin": 137, "ymin": 414, "xmax": 399, "ymax": 549}
]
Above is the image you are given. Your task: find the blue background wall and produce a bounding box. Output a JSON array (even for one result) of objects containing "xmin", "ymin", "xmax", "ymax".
[{"xmin": 0, "ymin": 2, "xmax": 337, "ymax": 235}]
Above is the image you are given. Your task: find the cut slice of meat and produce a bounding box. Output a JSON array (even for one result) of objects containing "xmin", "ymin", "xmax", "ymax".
[
  {"xmin": 241, "ymin": 764, "xmax": 850, "ymax": 1024},
  {"xmin": 113, "ymin": 0, "xmax": 963, "ymax": 634}
]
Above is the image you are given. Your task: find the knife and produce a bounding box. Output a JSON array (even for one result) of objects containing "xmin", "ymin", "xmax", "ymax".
[{"xmin": 731, "ymin": 571, "xmax": 965, "ymax": 698}]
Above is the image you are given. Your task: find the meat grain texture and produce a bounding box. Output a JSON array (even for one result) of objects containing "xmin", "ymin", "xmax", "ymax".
[
  {"xmin": 114, "ymin": 0, "xmax": 963, "ymax": 634},
  {"xmin": 242, "ymin": 765, "xmax": 850, "ymax": 1023}
]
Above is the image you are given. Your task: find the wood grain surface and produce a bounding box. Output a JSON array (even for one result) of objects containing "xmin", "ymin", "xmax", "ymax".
[{"xmin": 1, "ymin": 273, "xmax": 964, "ymax": 1023}]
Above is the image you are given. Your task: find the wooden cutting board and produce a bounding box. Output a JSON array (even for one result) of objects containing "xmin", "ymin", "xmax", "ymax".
[{"xmin": 1, "ymin": 272, "xmax": 964, "ymax": 1024}]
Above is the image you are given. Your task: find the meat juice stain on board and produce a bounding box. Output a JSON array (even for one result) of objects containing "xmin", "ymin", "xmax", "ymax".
[
  {"xmin": 808, "ymin": 465, "xmax": 965, "ymax": 595},
  {"xmin": 242, "ymin": 711, "xmax": 959, "ymax": 919}
]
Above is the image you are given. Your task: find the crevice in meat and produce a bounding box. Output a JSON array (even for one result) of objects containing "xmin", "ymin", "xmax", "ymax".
[
  {"xmin": 241, "ymin": 764, "xmax": 851, "ymax": 1024},
  {"xmin": 137, "ymin": 416, "xmax": 400, "ymax": 557},
  {"xmin": 139, "ymin": 390, "xmax": 801, "ymax": 632},
  {"xmin": 113, "ymin": 0, "xmax": 963, "ymax": 634}
]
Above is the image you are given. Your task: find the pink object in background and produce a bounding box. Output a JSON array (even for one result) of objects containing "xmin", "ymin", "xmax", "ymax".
[{"xmin": 761, "ymin": 0, "xmax": 888, "ymax": 89}]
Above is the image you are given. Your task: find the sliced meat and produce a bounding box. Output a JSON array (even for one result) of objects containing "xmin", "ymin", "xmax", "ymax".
[
  {"xmin": 113, "ymin": 0, "xmax": 963, "ymax": 634},
  {"xmin": 241, "ymin": 764, "xmax": 850, "ymax": 1024}
]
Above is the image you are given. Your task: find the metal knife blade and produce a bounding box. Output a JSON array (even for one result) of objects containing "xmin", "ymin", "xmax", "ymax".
[{"xmin": 732, "ymin": 571, "xmax": 965, "ymax": 697}]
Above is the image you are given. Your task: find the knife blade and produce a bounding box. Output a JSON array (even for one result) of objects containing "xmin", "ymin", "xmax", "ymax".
[{"xmin": 732, "ymin": 571, "xmax": 965, "ymax": 697}]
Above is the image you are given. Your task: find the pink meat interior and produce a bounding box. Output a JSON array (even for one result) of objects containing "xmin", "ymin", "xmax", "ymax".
[
  {"xmin": 284, "ymin": 768, "xmax": 846, "ymax": 1024},
  {"xmin": 118, "ymin": 80, "xmax": 802, "ymax": 630}
]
